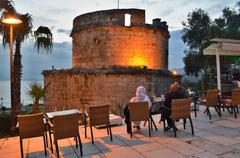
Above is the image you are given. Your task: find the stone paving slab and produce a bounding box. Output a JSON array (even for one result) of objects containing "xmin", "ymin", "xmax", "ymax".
[
  {"xmin": 142, "ymin": 148, "xmax": 186, "ymax": 158},
  {"xmin": 188, "ymin": 151, "xmax": 222, "ymax": 158},
  {"xmin": 189, "ymin": 139, "xmax": 234, "ymax": 155}
]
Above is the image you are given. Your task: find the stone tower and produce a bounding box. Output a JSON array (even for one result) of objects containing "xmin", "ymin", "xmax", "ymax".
[{"xmin": 43, "ymin": 9, "xmax": 175, "ymax": 114}]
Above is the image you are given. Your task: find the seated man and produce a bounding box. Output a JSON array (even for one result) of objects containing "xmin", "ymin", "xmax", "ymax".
[{"xmin": 163, "ymin": 84, "xmax": 185, "ymax": 131}]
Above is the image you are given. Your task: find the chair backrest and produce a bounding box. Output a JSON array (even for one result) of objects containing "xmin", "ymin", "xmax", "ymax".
[
  {"xmin": 150, "ymin": 101, "xmax": 162, "ymax": 115},
  {"xmin": 89, "ymin": 105, "xmax": 109, "ymax": 126},
  {"xmin": 18, "ymin": 113, "xmax": 44, "ymax": 139},
  {"xmin": 206, "ymin": 89, "xmax": 219, "ymax": 106},
  {"xmin": 53, "ymin": 113, "xmax": 79, "ymax": 140},
  {"xmin": 128, "ymin": 102, "xmax": 149, "ymax": 121},
  {"xmin": 171, "ymin": 98, "xmax": 192, "ymax": 120},
  {"xmin": 231, "ymin": 88, "xmax": 240, "ymax": 105}
]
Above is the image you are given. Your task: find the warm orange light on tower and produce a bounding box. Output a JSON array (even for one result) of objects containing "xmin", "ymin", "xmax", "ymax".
[
  {"xmin": 131, "ymin": 56, "xmax": 147, "ymax": 66},
  {"xmin": 128, "ymin": 50, "xmax": 148, "ymax": 67}
]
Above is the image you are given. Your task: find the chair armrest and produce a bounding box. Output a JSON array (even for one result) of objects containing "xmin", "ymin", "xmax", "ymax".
[{"xmin": 47, "ymin": 120, "xmax": 54, "ymax": 128}]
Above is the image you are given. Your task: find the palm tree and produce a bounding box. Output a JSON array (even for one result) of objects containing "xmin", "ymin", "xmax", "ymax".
[
  {"xmin": 26, "ymin": 82, "xmax": 49, "ymax": 113},
  {"xmin": 0, "ymin": 1, "xmax": 53, "ymax": 127},
  {"xmin": 0, "ymin": 0, "xmax": 15, "ymax": 13}
]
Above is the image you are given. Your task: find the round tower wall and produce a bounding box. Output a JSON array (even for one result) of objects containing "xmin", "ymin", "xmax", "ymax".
[{"xmin": 72, "ymin": 26, "xmax": 169, "ymax": 69}]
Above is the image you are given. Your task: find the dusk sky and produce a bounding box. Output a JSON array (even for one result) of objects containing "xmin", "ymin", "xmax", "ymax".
[{"xmin": 0, "ymin": 0, "xmax": 237, "ymax": 80}]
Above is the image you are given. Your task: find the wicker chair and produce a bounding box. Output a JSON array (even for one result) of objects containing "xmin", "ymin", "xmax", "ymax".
[
  {"xmin": 85, "ymin": 105, "xmax": 112, "ymax": 144},
  {"xmin": 128, "ymin": 102, "xmax": 151, "ymax": 138},
  {"xmin": 18, "ymin": 113, "xmax": 47, "ymax": 158},
  {"xmin": 170, "ymin": 98, "xmax": 194, "ymax": 137},
  {"xmin": 51, "ymin": 113, "xmax": 83, "ymax": 158},
  {"xmin": 202, "ymin": 89, "xmax": 221, "ymax": 120},
  {"xmin": 224, "ymin": 88, "xmax": 240, "ymax": 119}
]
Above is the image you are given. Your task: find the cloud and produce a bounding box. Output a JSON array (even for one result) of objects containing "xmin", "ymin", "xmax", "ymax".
[
  {"xmin": 57, "ymin": 28, "xmax": 71, "ymax": 35},
  {"xmin": 47, "ymin": 8, "xmax": 73, "ymax": 15}
]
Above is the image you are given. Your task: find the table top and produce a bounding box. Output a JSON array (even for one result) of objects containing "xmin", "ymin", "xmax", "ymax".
[
  {"xmin": 152, "ymin": 97, "xmax": 165, "ymax": 103},
  {"xmin": 46, "ymin": 109, "xmax": 81, "ymax": 119}
]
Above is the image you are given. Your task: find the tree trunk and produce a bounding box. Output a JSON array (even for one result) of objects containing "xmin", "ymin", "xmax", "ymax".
[
  {"xmin": 11, "ymin": 39, "xmax": 22, "ymax": 129},
  {"xmin": 32, "ymin": 98, "xmax": 39, "ymax": 114}
]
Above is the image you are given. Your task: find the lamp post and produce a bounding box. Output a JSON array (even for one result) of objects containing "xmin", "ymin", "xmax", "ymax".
[{"xmin": 1, "ymin": 17, "xmax": 22, "ymax": 108}]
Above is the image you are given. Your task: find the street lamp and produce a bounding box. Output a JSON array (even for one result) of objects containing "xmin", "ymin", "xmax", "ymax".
[{"xmin": 1, "ymin": 16, "xmax": 22, "ymax": 107}]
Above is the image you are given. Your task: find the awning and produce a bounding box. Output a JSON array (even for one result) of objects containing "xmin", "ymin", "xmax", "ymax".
[{"xmin": 203, "ymin": 38, "xmax": 240, "ymax": 91}]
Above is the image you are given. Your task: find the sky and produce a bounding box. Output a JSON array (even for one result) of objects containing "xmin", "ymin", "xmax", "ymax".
[{"xmin": 0, "ymin": 0, "xmax": 238, "ymax": 80}]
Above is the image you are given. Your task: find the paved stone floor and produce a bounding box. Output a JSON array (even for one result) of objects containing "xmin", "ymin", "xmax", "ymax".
[{"xmin": 1, "ymin": 105, "xmax": 240, "ymax": 158}]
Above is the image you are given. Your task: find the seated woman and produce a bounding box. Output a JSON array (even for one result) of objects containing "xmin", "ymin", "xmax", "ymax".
[
  {"xmin": 163, "ymin": 83, "xmax": 185, "ymax": 131},
  {"xmin": 129, "ymin": 86, "xmax": 152, "ymax": 130}
]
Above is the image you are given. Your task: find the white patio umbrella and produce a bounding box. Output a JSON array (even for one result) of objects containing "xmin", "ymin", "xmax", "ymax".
[{"xmin": 203, "ymin": 38, "xmax": 240, "ymax": 91}]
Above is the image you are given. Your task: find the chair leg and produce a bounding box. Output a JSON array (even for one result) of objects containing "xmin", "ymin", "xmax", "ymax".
[
  {"xmin": 207, "ymin": 107, "xmax": 211, "ymax": 120},
  {"xmin": 130, "ymin": 122, "xmax": 133, "ymax": 138},
  {"xmin": 148, "ymin": 119, "xmax": 151, "ymax": 137},
  {"xmin": 189, "ymin": 118, "xmax": 194, "ymax": 136},
  {"xmin": 20, "ymin": 138, "xmax": 24, "ymax": 158},
  {"xmin": 48, "ymin": 128, "xmax": 53, "ymax": 153},
  {"xmin": 173, "ymin": 127, "xmax": 176, "ymax": 138},
  {"xmin": 183, "ymin": 119, "xmax": 186, "ymax": 130},
  {"xmin": 78, "ymin": 135, "xmax": 83, "ymax": 156},
  {"xmin": 43, "ymin": 135, "xmax": 47, "ymax": 155},
  {"xmin": 151, "ymin": 116, "xmax": 158, "ymax": 131},
  {"xmin": 90, "ymin": 125, "xmax": 94, "ymax": 144},
  {"xmin": 236, "ymin": 105, "xmax": 239, "ymax": 113},
  {"xmin": 143, "ymin": 121, "xmax": 147, "ymax": 126},
  {"xmin": 150, "ymin": 118, "xmax": 153, "ymax": 131},
  {"xmin": 44, "ymin": 126, "xmax": 48, "ymax": 148},
  {"xmin": 85, "ymin": 120, "xmax": 87, "ymax": 139},
  {"xmin": 194, "ymin": 102, "xmax": 197, "ymax": 117},
  {"xmin": 75, "ymin": 137, "xmax": 78, "ymax": 148},
  {"xmin": 233, "ymin": 106, "xmax": 237, "ymax": 119},
  {"xmin": 107, "ymin": 124, "xmax": 109, "ymax": 135},
  {"xmin": 55, "ymin": 140, "xmax": 60, "ymax": 158},
  {"xmin": 108, "ymin": 123, "xmax": 113, "ymax": 141}
]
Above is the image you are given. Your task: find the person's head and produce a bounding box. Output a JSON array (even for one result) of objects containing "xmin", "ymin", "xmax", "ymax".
[
  {"xmin": 170, "ymin": 84, "xmax": 178, "ymax": 92},
  {"xmin": 135, "ymin": 86, "xmax": 146, "ymax": 98},
  {"xmin": 173, "ymin": 81, "xmax": 181, "ymax": 88}
]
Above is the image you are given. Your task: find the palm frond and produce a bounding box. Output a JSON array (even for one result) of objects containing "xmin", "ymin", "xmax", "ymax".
[
  {"xmin": 25, "ymin": 82, "xmax": 49, "ymax": 102},
  {"xmin": 0, "ymin": 0, "xmax": 15, "ymax": 13},
  {"xmin": 14, "ymin": 13, "xmax": 33, "ymax": 42},
  {"xmin": 34, "ymin": 26, "xmax": 53, "ymax": 53}
]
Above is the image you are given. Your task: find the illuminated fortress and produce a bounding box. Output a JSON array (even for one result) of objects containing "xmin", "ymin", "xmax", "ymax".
[{"xmin": 43, "ymin": 9, "xmax": 175, "ymax": 113}]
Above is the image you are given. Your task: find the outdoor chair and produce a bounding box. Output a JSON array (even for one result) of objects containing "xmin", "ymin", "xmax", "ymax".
[
  {"xmin": 167, "ymin": 98, "xmax": 194, "ymax": 137},
  {"xmin": 50, "ymin": 113, "xmax": 83, "ymax": 158},
  {"xmin": 18, "ymin": 113, "xmax": 47, "ymax": 158},
  {"xmin": 128, "ymin": 102, "xmax": 151, "ymax": 138},
  {"xmin": 202, "ymin": 89, "xmax": 221, "ymax": 120},
  {"xmin": 223, "ymin": 88, "xmax": 240, "ymax": 119},
  {"xmin": 143, "ymin": 100, "xmax": 162, "ymax": 131},
  {"xmin": 85, "ymin": 105, "xmax": 112, "ymax": 144}
]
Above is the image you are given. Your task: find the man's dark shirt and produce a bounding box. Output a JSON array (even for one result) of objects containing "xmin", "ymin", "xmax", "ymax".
[{"xmin": 164, "ymin": 91, "xmax": 185, "ymax": 109}]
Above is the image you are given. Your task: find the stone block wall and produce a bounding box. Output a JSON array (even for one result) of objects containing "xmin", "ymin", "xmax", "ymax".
[
  {"xmin": 43, "ymin": 69, "xmax": 175, "ymax": 115},
  {"xmin": 72, "ymin": 9, "xmax": 145, "ymax": 30},
  {"xmin": 72, "ymin": 26, "xmax": 169, "ymax": 69}
]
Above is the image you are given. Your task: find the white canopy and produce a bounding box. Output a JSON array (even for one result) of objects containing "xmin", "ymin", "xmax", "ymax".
[{"xmin": 203, "ymin": 38, "xmax": 240, "ymax": 91}]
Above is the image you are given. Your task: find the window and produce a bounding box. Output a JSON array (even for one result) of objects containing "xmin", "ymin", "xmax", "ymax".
[{"xmin": 125, "ymin": 14, "xmax": 131, "ymax": 26}]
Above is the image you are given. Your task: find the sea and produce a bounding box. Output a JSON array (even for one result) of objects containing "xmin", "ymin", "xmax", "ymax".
[{"xmin": 0, "ymin": 80, "xmax": 43, "ymax": 108}]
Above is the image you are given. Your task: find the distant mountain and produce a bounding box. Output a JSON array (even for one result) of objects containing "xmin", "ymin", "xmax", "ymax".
[
  {"xmin": 0, "ymin": 30, "xmax": 187, "ymax": 81},
  {"xmin": 168, "ymin": 30, "xmax": 188, "ymax": 70}
]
